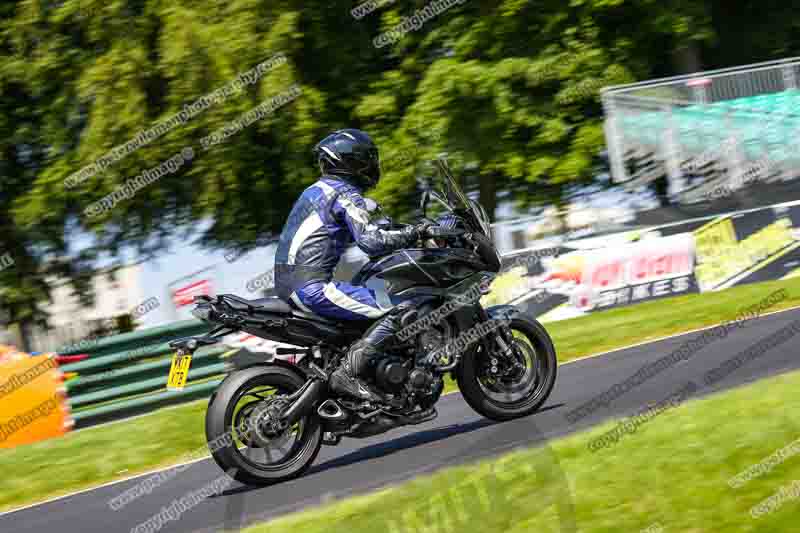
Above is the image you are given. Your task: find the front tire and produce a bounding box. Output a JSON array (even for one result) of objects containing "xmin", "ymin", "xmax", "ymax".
[
  {"xmin": 456, "ymin": 315, "xmax": 557, "ymax": 421},
  {"xmin": 206, "ymin": 365, "xmax": 323, "ymax": 486}
]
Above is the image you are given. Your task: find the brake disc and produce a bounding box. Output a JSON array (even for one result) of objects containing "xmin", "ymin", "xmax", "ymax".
[{"xmin": 247, "ymin": 398, "xmax": 291, "ymax": 449}]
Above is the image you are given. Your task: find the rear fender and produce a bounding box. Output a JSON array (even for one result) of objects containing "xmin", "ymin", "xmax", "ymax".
[
  {"xmin": 208, "ymin": 359, "xmax": 309, "ymax": 408},
  {"xmin": 226, "ymin": 354, "xmax": 310, "ymax": 377}
]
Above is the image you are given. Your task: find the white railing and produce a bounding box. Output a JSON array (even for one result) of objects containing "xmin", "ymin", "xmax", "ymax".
[{"xmin": 602, "ymin": 57, "xmax": 800, "ymax": 202}]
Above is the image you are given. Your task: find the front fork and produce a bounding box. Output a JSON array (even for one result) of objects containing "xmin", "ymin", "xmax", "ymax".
[
  {"xmin": 477, "ymin": 305, "xmax": 526, "ymax": 379},
  {"xmin": 476, "ymin": 306, "xmax": 512, "ymax": 351}
]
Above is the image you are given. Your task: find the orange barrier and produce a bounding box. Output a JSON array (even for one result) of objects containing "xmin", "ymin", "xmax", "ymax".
[
  {"xmin": 0, "ymin": 349, "xmax": 73, "ymax": 448},
  {"xmin": 0, "ymin": 344, "xmax": 28, "ymax": 365}
]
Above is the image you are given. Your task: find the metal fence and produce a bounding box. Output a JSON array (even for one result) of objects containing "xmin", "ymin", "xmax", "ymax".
[
  {"xmin": 602, "ymin": 57, "xmax": 800, "ymax": 203},
  {"xmin": 57, "ymin": 320, "xmax": 230, "ymax": 428}
]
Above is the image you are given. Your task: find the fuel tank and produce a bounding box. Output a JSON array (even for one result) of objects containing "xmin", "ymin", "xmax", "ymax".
[{"xmin": 353, "ymin": 248, "xmax": 487, "ymax": 296}]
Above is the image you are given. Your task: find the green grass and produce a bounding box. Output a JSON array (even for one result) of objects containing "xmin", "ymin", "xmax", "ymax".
[
  {"xmin": 2, "ymin": 276, "xmax": 800, "ymax": 513},
  {"xmin": 548, "ymin": 276, "xmax": 800, "ymax": 362},
  {"xmin": 244, "ymin": 368, "xmax": 800, "ymax": 533},
  {"xmin": 0, "ymin": 400, "xmax": 208, "ymax": 512},
  {"xmin": 440, "ymin": 276, "xmax": 800, "ymax": 394}
]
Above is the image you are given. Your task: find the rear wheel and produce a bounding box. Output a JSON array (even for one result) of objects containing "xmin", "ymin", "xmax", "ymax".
[
  {"xmin": 456, "ymin": 315, "xmax": 557, "ymax": 421},
  {"xmin": 206, "ymin": 366, "xmax": 323, "ymax": 485}
]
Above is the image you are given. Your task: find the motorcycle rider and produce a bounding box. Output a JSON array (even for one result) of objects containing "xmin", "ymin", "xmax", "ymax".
[{"xmin": 275, "ymin": 129, "xmax": 431, "ymax": 405}]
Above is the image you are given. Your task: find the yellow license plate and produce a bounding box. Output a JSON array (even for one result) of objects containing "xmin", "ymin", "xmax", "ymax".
[{"xmin": 167, "ymin": 353, "xmax": 193, "ymax": 391}]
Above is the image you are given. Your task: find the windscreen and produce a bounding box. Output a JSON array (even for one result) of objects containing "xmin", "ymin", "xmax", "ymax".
[
  {"xmin": 433, "ymin": 159, "xmax": 492, "ymax": 239},
  {"xmin": 434, "ymin": 159, "xmax": 472, "ymax": 213}
]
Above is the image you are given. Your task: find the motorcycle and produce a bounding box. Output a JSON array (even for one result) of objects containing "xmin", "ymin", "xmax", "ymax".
[{"xmin": 167, "ymin": 159, "xmax": 558, "ymax": 485}]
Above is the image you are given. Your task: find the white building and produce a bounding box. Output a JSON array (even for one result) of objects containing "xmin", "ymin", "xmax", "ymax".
[{"xmin": 25, "ymin": 263, "xmax": 146, "ymax": 352}]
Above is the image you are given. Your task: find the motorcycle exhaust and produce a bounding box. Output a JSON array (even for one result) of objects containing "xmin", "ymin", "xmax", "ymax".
[
  {"xmin": 281, "ymin": 379, "xmax": 326, "ymax": 426},
  {"xmin": 317, "ymin": 399, "xmax": 348, "ymax": 421}
]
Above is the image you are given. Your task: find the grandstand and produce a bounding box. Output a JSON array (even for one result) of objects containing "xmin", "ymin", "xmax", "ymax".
[{"xmin": 602, "ymin": 57, "xmax": 800, "ymax": 204}]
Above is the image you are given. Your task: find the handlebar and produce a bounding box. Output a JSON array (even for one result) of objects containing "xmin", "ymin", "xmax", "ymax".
[{"xmin": 423, "ymin": 226, "xmax": 466, "ymax": 239}]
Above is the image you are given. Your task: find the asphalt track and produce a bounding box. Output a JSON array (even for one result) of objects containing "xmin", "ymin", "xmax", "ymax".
[{"xmin": 4, "ymin": 306, "xmax": 800, "ymax": 533}]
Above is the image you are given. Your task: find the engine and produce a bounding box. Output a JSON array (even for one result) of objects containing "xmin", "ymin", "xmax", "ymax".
[
  {"xmin": 372, "ymin": 356, "xmax": 444, "ymax": 411},
  {"xmin": 374, "ymin": 357, "xmax": 409, "ymax": 393},
  {"xmin": 408, "ymin": 367, "xmax": 444, "ymax": 409},
  {"xmin": 416, "ymin": 322, "xmax": 455, "ymax": 368},
  {"xmin": 369, "ymin": 315, "xmax": 452, "ymax": 409},
  {"xmin": 408, "ymin": 327, "xmax": 449, "ymax": 408}
]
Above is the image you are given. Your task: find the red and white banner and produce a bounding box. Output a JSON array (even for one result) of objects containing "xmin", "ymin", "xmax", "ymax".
[
  {"xmin": 172, "ymin": 279, "xmax": 212, "ymax": 308},
  {"xmin": 528, "ymin": 232, "xmax": 696, "ymax": 314},
  {"xmin": 568, "ymin": 233, "xmax": 694, "ymax": 311}
]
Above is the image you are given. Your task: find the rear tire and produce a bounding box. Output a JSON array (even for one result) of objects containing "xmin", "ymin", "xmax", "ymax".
[
  {"xmin": 456, "ymin": 315, "xmax": 557, "ymax": 421},
  {"xmin": 206, "ymin": 365, "xmax": 323, "ymax": 486}
]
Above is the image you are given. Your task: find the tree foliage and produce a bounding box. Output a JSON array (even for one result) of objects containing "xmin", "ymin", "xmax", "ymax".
[{"xmin": 0, "ymin": 0, "xmax": 794, "ymax": 321}]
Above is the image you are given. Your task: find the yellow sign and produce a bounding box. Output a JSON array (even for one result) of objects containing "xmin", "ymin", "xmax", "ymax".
[
  {"xmin": 167, "ymin": 353, "xmax": 193, "ymax": 391},
  {"xmin": 694, "ymin": 216, "xmax": 794, "ymax": 291},
  {"xmin": 694, "ymin": 217, "xmax": 738, "ymax": 291}
]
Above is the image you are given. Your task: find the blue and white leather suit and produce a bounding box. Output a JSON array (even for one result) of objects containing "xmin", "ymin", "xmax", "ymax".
[{"xmin": 275, "ymin": 176, "xmax": 418, "ymax": 321}]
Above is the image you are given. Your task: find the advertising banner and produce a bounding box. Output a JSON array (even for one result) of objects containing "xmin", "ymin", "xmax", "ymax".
[
  {"xmin": 172, "ymin": 279, "xmax": 213, "ymax": 308},
  {"xmin": 490, "ymin": 200, "xmax": 800, "ymax": 322}
]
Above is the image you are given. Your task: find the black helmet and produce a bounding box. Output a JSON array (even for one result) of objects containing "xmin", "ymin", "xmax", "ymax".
[{"xmin": 313, "ymin": 129, "xmax": 381, "ymax": 190}]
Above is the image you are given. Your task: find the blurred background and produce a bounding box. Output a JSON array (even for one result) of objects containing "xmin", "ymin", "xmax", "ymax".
[
  {"xmin": 2, "ymin": 0, "xmax": 800, "ymax": 350},
  {"xmin": 4, "ymin": 1, "xmax": 800, "ymax": 528},
  {"xmin": 1, "ymin": 0, "xmax": 799, "ymax": 352}
]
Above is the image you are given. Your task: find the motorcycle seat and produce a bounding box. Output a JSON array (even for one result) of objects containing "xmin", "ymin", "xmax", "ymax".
[
  {"xmin": 218, "ymin": 294, "xmax": 366, "ymax": 330},
  {"xmin": 248, "ymin": 297, "xmax": 293, "ymax": 315},
  {"xmin": 248, "ymin": 297, "xmax": 340, "ymax": 326},
  {"xmin": 217, "ymin": 294, "xmax": 293, "ymax": 314}
]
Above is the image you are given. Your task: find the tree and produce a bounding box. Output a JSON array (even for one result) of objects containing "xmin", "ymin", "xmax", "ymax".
[
  {"xmin": 2, "ymin": 0, "xmax": 377, "ymax": 322},
  {"xmin": 361, "ymin": 0, "xmax": 713, "ymax": 219},
  {"xmin": 0, "ymin": 0, "xmax": 717, "ymax": 324},
  {"xmin": 704, "ymin": 1, "xmax": 800, "ymax": 70}
]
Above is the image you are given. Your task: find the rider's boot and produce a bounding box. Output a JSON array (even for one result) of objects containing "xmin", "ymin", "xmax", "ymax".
[
  {"xmin": 329, "ymin": 302, "xmax": 418, "ymax": 407},
  {"xmin": 329, "ymin": 341, "xmax": 386, "ymax": 404}
]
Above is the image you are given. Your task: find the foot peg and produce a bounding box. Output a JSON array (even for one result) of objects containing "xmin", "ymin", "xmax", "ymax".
[
  {"xmin": 322, "ymin": 432, "xmax": 342, "ymax": 446},
  {"xmin": 393, "ymin": 407, "xmax": 438, "ymax": 426}
]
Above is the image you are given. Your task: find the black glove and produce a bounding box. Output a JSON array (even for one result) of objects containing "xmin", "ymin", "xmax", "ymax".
[
  {"xmin": 414, "ymin": 222, "xmax": 434, "ymax": 240},
  {"xmin": 420, "ymin": 224, "xmax": 464, "ymax": 239}
]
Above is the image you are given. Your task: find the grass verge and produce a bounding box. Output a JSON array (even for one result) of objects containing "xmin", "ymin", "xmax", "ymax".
[
  {"xmin": 244, "ymin": 368, "xmax": 800, "ymax": 533},
  {"xmin": 2, "ymin": 276, "xmax": 800, "ymax": 512},
  {"xmin": 0, "ymin": 400, "xmax": 208, "ymax": 512},
  {"xmin": 548, "ymin": 276, "xmax": 800, "ymax": 362}
]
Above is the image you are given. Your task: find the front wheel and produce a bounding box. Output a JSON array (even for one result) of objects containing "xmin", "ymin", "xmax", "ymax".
[
  {"xmin": 456, "ymin": 315, "xmax": 557, "ymax": 421},
  {"xmin": 205, "ymin": 365, "xmax": 323, "ymax": 485}
]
